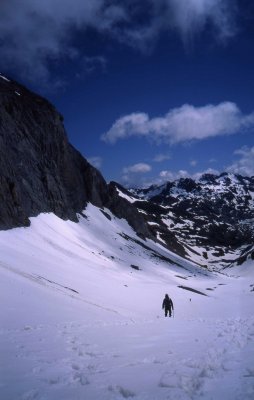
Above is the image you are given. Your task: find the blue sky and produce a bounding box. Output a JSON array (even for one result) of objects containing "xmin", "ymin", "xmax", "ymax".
[{"xmin": 0, "ymin": 0, "xmax": 253, "ymax": 187}]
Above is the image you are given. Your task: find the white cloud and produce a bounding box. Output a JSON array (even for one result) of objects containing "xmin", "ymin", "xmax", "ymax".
[
  {"xmin": 226, "ymin": 146, "xmax": 254, "ymax": 177},
  {"xmin": 101, "ymin": 113, "xmax": 149, "ymax": 143},
  {"xmin": 192, "ymin": 167, "xmax": 220, "ymax": 180},
  {"xmin": 102, "ymin": 102, "xmax": 254, "ymax": 145},
  {"xmin": 190, "ymin": 160, "xmax": 197, "ymax": 167},
  {"xmin": 121, "ymin": 162, "xmax": 152, "ymax": 187},
  {"xmin": 159, "ymin": 169, "xmax": 189, "ymax": 181},
  {"xmin": 0, "ymin": 0, "xmax": 236, "ymax": 82},
  {"xmin": 157, "ymin": 167, "xmax": 220, "ymax": 184},
  {"xmin": 123, "ymin": 163, "xmax": 152, "ymax": 174},
  {"xmin": 153, "ymin": 153, "xmax": 171, "ymax": 162}
]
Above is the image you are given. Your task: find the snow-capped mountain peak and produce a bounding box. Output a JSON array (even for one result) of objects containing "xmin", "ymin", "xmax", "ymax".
[{"xmin": 125, "ymin": 173, "xmax": 254, "ymax": 269}]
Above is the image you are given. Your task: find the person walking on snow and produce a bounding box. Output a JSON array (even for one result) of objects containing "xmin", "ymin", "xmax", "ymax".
[{"xmin": 162, "ymin": 294, "xmax": 174, "ymax": 317}]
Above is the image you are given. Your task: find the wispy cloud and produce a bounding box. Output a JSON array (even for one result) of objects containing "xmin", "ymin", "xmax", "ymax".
[
  {"xmin": 153, "ymin": 153, "xmax": 171, "ymax": 162},
  {"xmin": 0, "ymin": 0, "xmax": 115, "ymax": 82},
  {"xmin": 123, "ymin": 149, "xmax": 254, "ymax": 188},
  {"xmin": 123, "ymin": 163, "xmax": 152, "ymax": 174},
  {"xmin": 157, "ymin": 167, "xmax": 220, "ymax": 184},
  {"xmin": 126, "ymin": 166, "xmax": 220, "ymax": 188},
  {"xmin": 121, "ymin": 162, "xmax": 152, "ymax": 187},
  {"xmin": 0, "ymin": 0, "xmax": 237, "ymax": 83},
  {"xmin": 102, "ymin": 102, "xmax": 254, "ymax": 145},
  {"xmin": 226, "ymin": 146, "xmax": 254, "ymax": 177},
  {"xmin": 120, "ymin": 145, "xmax": 254, "ymax": 188},
  {"xmin": 159, "ymin": 169, "xmax": 190, "ymax": 181},
  {"xmin": 166, "ymin": 0, "xmax": 236, "ymax": 44},
  {"xmin": 82, "ymin": 56, "xmax": 107, "ymax": 74},
  {"xmin": 87, "ymin": 156, "xmax": 102, "ymax": 169}
]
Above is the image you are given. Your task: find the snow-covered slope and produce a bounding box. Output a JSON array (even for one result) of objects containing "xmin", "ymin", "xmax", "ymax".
[{"xmin": 1, "ymin": 205, "xmax": 254, "ymax": 400}]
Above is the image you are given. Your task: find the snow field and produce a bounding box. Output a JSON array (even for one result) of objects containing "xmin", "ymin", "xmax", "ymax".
[{"xmin": 0, "ymin": 204, "xmax": 254, "ymax": 399}]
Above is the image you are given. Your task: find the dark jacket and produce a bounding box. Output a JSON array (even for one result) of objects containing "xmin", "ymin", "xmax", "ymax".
[{"xmin": 162, "ymin": 296, "xmax": 174, "ymax": 310}]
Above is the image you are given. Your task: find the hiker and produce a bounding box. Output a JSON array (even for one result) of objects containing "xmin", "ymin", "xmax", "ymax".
[{"xmin": 162, "ymin": 294, "xmax": 174, "ymax": 317}]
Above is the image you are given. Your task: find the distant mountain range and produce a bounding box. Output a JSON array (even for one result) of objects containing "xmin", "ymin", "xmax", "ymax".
[
  {"xmin": 119, "ymin": 173, "xmax": 254, "ymax": 269},
  {"xmin": 0, "ymin": 73, "xmax": 253, "ymax": 270}
]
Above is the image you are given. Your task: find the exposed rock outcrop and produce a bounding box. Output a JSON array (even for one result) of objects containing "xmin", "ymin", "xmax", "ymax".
[
  {"xmin": 0, "ymin": 75, "xmax": 109, "ymax": 228},
  {"xmin": 0, "ymin": 74, "xmax": 154, "ymax": 240}
]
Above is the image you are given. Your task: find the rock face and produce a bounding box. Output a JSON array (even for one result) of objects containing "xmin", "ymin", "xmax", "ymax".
[
  {"xmin": 0, "ymin": 74, "xmax": 154, "ymax": 240},
  {"xmin": 0, "ymin": 74, "xmax": 109, "ymax": 228}
]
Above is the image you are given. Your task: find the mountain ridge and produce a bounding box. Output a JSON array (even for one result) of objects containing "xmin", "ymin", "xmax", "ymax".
[
  {"xmin": 126, "ymin": 172, "xmax": 254, "ymax": 269},
  {"xmin": 0, "ymin": 73, "xmax": 253, "ymax": 271}
]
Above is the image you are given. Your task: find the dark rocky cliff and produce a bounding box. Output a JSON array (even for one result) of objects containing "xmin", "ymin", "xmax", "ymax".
[{"xmin": 0, "ymin": 75, "xmax": 154, "ymax": 240}]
